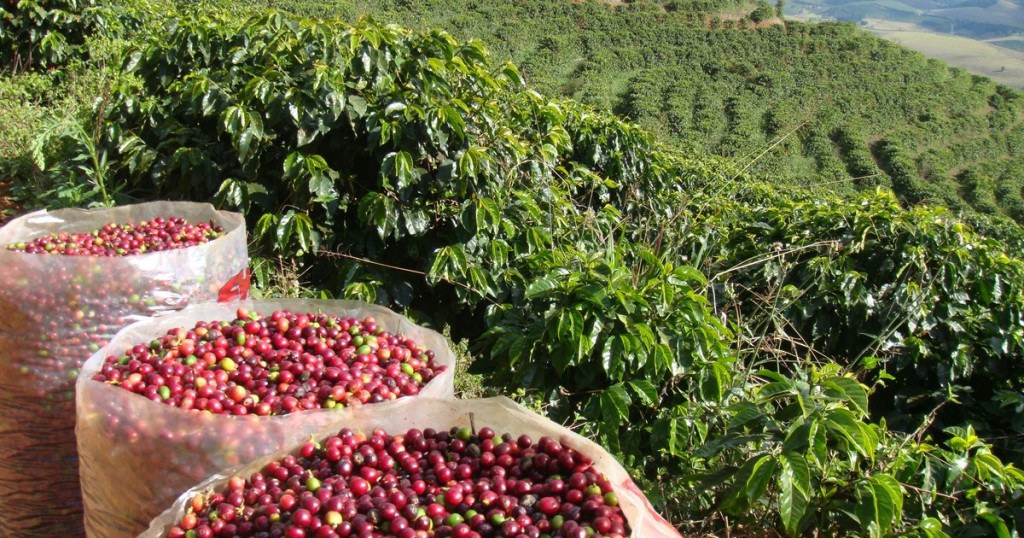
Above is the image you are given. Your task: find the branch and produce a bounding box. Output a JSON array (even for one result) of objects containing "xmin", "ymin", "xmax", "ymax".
[{"xmin": 318, "ymin": 249, "xmax": 503, "ymax": 308}]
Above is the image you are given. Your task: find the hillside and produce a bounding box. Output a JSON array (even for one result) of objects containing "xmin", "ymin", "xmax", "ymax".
[
  {"xmin": 255, "ymin": 0, "xmax": 1024, "ymax": 226},
  {"xmin": 3, "ymin": 1, "xmax": 1024, "ymax": 535},
  {"xmin": 861, "ymin": 18, "xmax": 1024, "ymax": 89},
  {"xmin": 789, "ymin": 0, "xmax": 1024, "ymax": 40},
  {"xmin": 787, "ymin": 0, "xmax": 1024, "ymax": 90}
]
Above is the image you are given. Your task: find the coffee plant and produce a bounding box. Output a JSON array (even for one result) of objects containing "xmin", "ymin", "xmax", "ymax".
[
  {"xmin": 683, "ymin": 185, "xmax": 1024, "ymax": 455},
  {"xmin": 6, "ymin": 2, "xmax": 1024, "ymax": 535},
  {"xmin": 0, "ymin": 0, "xmax": 119, "ymax": 73}
]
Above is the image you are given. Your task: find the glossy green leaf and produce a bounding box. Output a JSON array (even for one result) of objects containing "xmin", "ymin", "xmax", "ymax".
[
  {"xmin": 394, "ymin": 150, "xmax": 415, "ymax": 189},
  {"xmin": 778, "ymin": 452, "xmax": 810, "ymax": 537},
  {"xmin": 254, "ymin": 213, "xmax": 279, "ymax": 242},
  {"xmin": 855, "ymin": 474, "xmax": 903, "ymax": 538},
  {"xmin": 600, "ymin": 384, "xmax": 632, "ymax": 423},
  {"xmin": 525, "ymin": 276, "xmax": 560, "ymax": 299},
  {"xmin": 698, "ymin": 361, "xmax": 730, "ymax": 402},
  {"xmin": 627, "ymin": 379, "xmax": 658, "ymax": 406},
  {"xmin": 276, "ymin": 210, "xmax": 296, "ymax": 250},
  {"xmin": 357, "ymin": 192, "xmax": 396, "ymax": 239},
  {"xmin": 722, "ymin": 454, "xmax": 778, "ymax": 514},
  {"xmin": 403, "ymin": 208, "xmax": 430, "ymax": 235},
  {"xmin": 977, "ymin": 510, "xmax": 1012, "ymax": 538},
  {"xmin": 824, "ymin": 408, "xmax": 875, "ymax": 461},
  {"xmin": 823, "ymin": 376, "xmax": 870, "ymax": 418},
  {"xmin": 915, "ymin": 518, "xmax": 950, "ymax": 538}
]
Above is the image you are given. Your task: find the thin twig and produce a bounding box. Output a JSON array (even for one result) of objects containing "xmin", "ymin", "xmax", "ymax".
[
  {"xmin": 898, "ymin": 480, "xmax": 961, "ymax": 502},
  {"xmin": 318, "ymin": 249, "xmax": 503, "ymax": 307},
  {"xmin": 708, "ymin": 240, "xmax": 840, "ymax": 284}
]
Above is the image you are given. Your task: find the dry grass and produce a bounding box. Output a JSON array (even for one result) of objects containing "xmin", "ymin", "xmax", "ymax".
[{"xmin": 862, "ymin": 18, "xmax": 1024, "ymax": 89}]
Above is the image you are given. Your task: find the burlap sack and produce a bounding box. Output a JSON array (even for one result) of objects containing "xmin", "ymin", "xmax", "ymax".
[
  {"xmin": 0, "ymin": 201, "xmax": 248, "ymax": 537},
  {"xmin": 76, "ymin": 298, "xmax": 456, "ymax": 537}
]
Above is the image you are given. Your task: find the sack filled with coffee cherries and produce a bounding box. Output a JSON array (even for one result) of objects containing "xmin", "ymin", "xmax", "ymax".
[
  {"xmin": 76, "ymin": 299, "xmax": 456, "ymax": 537},
  {"xmin": 141, "ymin": 396, "xmax": 681, "ymax": 538},
  {"xmin": 0, "ymin": 201, "xmax": 248, "ymax": 537}
]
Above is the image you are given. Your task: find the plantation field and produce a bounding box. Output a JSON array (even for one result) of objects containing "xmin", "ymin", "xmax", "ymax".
[
  {"xmin": 788, "ymin": 0, "xmax": 1024, "ymax": 83},
  {"xmin": 991, "ymin": 36, "xmax": 1024, "ymax": 52},
  {"xmin": 932, "ymin": 0, "xmax": 1024, "ymax": 30},
  {"xmin": 4, "ymin": 1, "xmax": 1024, "ymax": 535},
  {"xmin": 790, "ymin": 0, "xmax": 1024, "ymax": 35},
  {"xmin": 863, "ymin": 18, "xmax": 1024, "ymax": 88}
]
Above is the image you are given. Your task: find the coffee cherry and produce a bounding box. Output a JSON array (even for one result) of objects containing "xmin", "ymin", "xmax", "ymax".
[
  {"xmin": 166, "ymin": 427, "xmax": 631, "ymax": 537},
  {"xmin": 5, "ymin": 217, "xmax": 224, "ymax": 256},
  {"xmin": 93, "ymin": 310, "xmax": 447, "ymax": 416}
]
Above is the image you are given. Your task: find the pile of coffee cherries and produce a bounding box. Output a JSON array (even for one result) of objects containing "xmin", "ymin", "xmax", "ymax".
[
  {"xmin": 93, "ymin": 308, "xmax": 446, "ymax": 415},
  {"xmin": 165, "ymin": 426, "xmax": 630, "ymax": 538},
  {"xmin": 0, "ymin": 215, "xmax": 234, "ymax": 536},
  {"xmin": 6, "ymin": 216, "xmax": 224, "ymax": 256}
]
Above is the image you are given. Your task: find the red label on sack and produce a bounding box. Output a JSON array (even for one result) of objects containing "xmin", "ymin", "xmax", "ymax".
[{"xmin": 218, "ymin": 267, "xmax": 251, "ymax": 302}]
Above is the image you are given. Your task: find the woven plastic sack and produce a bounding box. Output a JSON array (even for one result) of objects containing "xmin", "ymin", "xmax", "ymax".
[
  {"xmin": 0, "ymin": 201, "xmax": 248, "ymax": 537},
  {"xmin": 140, "ymin": 396, "xmax": 681, "ymax": 538},
  {"xmin": 76, "ymin": 298, "xmax": 456, "ymax": 538}
]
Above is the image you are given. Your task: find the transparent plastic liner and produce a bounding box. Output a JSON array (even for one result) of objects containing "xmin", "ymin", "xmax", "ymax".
[
  {"xmin": 0, "ymin": 201, "xmax": 248, "ymax": 538},
  {"xmin": 76, "ymin": 299, "xmax": 457, "ymax": 538},
  {"xmin": 140, "ymin": 396, "xmax": 682, "ymax": 538}
]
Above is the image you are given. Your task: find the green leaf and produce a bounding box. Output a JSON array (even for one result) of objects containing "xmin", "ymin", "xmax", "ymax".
[
  {"xmin": 600, "ymin": 384, "xmax": 632, "ymax": 425},
  {"xmin": 977, "ymin": 511, "xmax": 1011, "ymax": 538},
  {"xmin": 856, "ymin": 474, "xmax": 903, "ymax": 538},
  {"xmin": 357, "ymin": 192, "xmax": 396, "ymax": 239},
  {"xmin": 915, "ymin": 518, "xmax": 950, "ymax": 538},
  {"xmin": 458, "ymin": 148, "xmax": 477, "ymax": 179},
  {"xmin": 698, "ymin": 361, "xmax": 730, "ymax": 402},
  {"xmin": 403, "ymin": 208, "xmax": 430, "ymax": 235},
  {"xmin": 384, "ymin": 101, "xmax": 407, "ymax": 115},
  {"xmin": 238, "ymin": 125, "xmax": 256, "ymax": 163},
  {"xmin": 778, "ymin": 452, "xmax": 810, "ymax": 537},
  {"xmin": 441, "ymin": 105, "xmax": 466, "ymax": 140},
  {"xmin": 627, "ymin": 379, "xmax": 658, "ymax": 406},
  {"xmin": 309, "ymin": 171, "xmax": 337, "ymax": 199},
  {"xmin": 394, "ymin": 150, "xmax": 415, "ymax": 189},
  {"xmin": 824, "ymin": 408, "xmax": 875, "ymax": 461},
  {"xmin": 276, "ymin": 210, "xmax": 296, "ymax": 250},
  {"xmin": 215, "ymin": 178, "xmax": 246, "ymax": 208},
  {"xmin": 722, "ymin": 455, "xmax": 778, "ymax": 514},
  {"xmin": 580, "ymin": 315, "xmax": 602, "ymax": 362},
  {"xmin": 348, "ymin": 94, "xmax": 368, "ymax": 118},
  {"xmin": 502, "ymin": 61, "xmax": 523, "ymax": 85},
  {"xmin": 782, "ymin": 420, "xmax": 811, "ymax": 454},
  {"xmin": 429, "ymin": 245, "xmax": 469, "ymax": 283},
  {"xmin": 658, "ymin": 416, "xmax": 688, "ymax": 457},
  {"xmin": 600, "ymin": 337, "xmax": 623, "ymax": 379},
  {"xmin": 291, "ymin": 212, "xmax": 316, "ymax": 254},
  {"xmin": 556, "ymin": 309, "xmax": 583, "ymax": 356},
  {"xmin": 728, "ymin": 401, "xmax": 764, "ymax": 429},
  {"xmin": 823, "ymin": 376, "xmax": 870, "ymax": 418},
  {"xmin": 668, "ymin": 265, "xmax": 707, "ymax": 286},
  {"xmin": 254, "ymin": 212, "xmax": 279, "ymax": 242},
  {"xmin": 525, "ymin": 276, "xmax": 560, "ymax": 299},
  {"xmin": 474, "ymin": 197, "xmax": 499, "ymax": 234}
]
